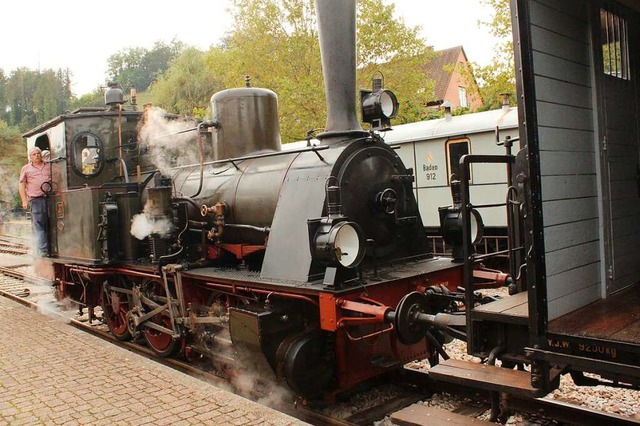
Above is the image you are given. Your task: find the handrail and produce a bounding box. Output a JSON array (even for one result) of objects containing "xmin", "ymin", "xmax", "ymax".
[{"xmin": 459, "ymin": 154, "xmax": 517, "ymax": 353}]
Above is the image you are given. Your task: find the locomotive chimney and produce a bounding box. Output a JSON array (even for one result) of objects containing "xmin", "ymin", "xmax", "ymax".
[{"xmin": 314, "ymin": 0, "xmax": 368, "ymax": 142}]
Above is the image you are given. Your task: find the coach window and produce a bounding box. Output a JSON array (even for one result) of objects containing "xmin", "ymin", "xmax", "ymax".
[
  {"xmin": 71, "ymin": 132, "xmax": 103, "ymax": 178},
  {"xmin": 446, "ymin": 137, "xmax": 471, "ymax": 184}
]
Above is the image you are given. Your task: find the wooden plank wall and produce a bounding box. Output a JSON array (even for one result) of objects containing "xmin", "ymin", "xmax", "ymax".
[{"xmin": 529, "ymin": 0, "xmax": 602, "ymax": 320}]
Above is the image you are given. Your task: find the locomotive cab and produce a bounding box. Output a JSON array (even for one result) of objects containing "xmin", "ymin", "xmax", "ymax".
[
  {"xmin": 23, "ymin": 109, "xmax": 139, "ymax": 262},
  {"xmin": 22, "ymin": 87, "xmax": 207, "ymax": 264}
]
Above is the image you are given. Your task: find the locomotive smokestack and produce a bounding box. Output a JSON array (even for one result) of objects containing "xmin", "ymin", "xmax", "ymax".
[{"xmin": 314, "ymin": 0, "xmax": 368, "ymax": 141}]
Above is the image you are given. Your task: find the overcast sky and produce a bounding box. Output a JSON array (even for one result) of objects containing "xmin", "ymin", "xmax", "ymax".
[{"xmin": 1, "ymin": 0, "xmax": 499, "ymax": 96}]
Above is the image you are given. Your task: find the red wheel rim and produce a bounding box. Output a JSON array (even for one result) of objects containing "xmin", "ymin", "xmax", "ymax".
[
  {"xmin": 103, "ymin": 290, "xmax": 131, "ymax": 340},
  {"xmin": 144, "ymin": 315, "xmax": 178, "ymax": 355}
]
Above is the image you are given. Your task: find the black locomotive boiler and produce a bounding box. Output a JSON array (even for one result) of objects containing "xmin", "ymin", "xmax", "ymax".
[{"xmin": 23, "ymin": 0, "xmax": 506, "ymax": 400}]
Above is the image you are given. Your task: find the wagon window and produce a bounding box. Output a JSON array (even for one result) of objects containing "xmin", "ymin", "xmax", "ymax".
[
  {"xmin": 601, "ymin": 8, "xmax": 631, "ymax": 80},
  {"xmin": 446, "ymin": 138, "xmax": 470, "ymax": 184},
  {"xmin": 71, "ymin": 132, "xmax": 103, "ymax": 178}
]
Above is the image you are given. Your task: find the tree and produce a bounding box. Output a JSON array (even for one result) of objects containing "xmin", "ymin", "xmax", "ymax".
[
  {"xmin": 0, "ymin": 120, "xmax": 27, "ymax": 206},
  {"xmin": 71, "ymin": 89, "xmax": 106, "ymax": 110},
  {"xmin": 3, "ymin": 68, "xmax": 73, "ymax": 131},
  {"xmin": 107, "ymin": 39, "xmax": 186, "ymax": 92},
  {"xmin": 204, "ymin": 0, "xmax": 435, "ymax": 142},
  {"xmin": 0, "ymin": 70, "xmax": 7, "ymax": 124},
  {"xmin": 149, "ymin": 48, "xmax": 224, "ymax": 118},
  {"xmin": 32, "ymin": 69, "xmax": 72, "ymax": 123},
  {"xmin": 356, "ymin": 0, "xmax": 435, "ymax": 124},
  {"xmin": 473, "ymin": 0, "xmax": 516, "ymax": 110},
  {"xmin": 205, "ymin": 0, "xmax": 324, "ymax": 142}
]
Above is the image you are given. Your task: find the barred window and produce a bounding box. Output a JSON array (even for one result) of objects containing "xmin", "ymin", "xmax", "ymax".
[{"xmin": 601, "ymin": 8, "xmax": 631, "ymax": 80}]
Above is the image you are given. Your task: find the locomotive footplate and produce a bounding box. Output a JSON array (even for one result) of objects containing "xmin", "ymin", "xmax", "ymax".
[{"xmin": 181, "ymin": 255, "xmax": 462, "ymax": 294}]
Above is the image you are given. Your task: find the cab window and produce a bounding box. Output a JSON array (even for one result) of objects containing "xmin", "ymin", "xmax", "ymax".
[
  {"xmin": 121, "ymin": 130, "xmax": 138, "ymax": 152},
  {"xmin": 71, "ymin": 133, "xmax": 103, "ymax": 177}
]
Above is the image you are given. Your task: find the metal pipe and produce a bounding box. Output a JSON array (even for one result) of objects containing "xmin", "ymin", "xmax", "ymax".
[
  {"xmin": 171, "ymin": 144, "xmax": 330, "ymax": 171},
  {"xmin": 425, "ymin": 331, "xmax": 450, "ymax": 360},
  {"xmin": 117, "ymin": 158, "xmax": 129, "ymax": 183},
  {"xmin": 189, "ymin": 122, "xmax": 206, "ymax": 198},
  {"xmin": 117, "ymin": 104, "xmax": 123, "ymax": 177},
  {"xmin": 196, "ymin": 281, "xmax": 320, "ymax": 307},
  {"xmin": 224, "ymin": 224, "xmax": 270, "ymax": 234},
  {"xmin": 487, "ymin": 344, "xmax": 505, "ymax": 365}
]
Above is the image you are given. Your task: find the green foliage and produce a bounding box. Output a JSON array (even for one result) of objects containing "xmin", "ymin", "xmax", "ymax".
[
  {"xmin": 356, "ymin": 0, "xmax": 435, "ymax": 124},
  {"xmin": 149, "ymin": 48, "xmax": 224, "ymax": 119},
  {"xmin": 424, "ymin": 108, "xmax": 444, "ymax": 120},
  {"xmin": 0, "ymin": 68, "xmax": 73, "ymax": 131},
  {"xmin": 473, "ymin": 0, "xmax": 516, "ymax": 111},
  {"xmin": 473, "ymin": 62, "xmax": 515, "ymax": 111},
  {"xmin": 202, "ymin": 0, "xmax": 434, "ymax": 142},
  {"xmin": 479, "ymin": 0, "xmax": 513, "ymax": 40},
  {"xmin": 0, "ymin": 70, "xmax": 7, "ymax": 124},
  {"xmin": 71, "ymin": 89, "xmax": 105, "ymax": 110},
  {"xmin": 205, "ymin": 0, "xmax": 323, "ymax": 142},
  {"xmin": 107, "ymin": 39, "xmax": 186, "ymax": 92},
  {"xmin": 0, "ymin": 67, "xmax": 74, "ymax": 206},
  {"xmin": 0, "ymin": 120, "xmax": 27, "ymax": 205}
]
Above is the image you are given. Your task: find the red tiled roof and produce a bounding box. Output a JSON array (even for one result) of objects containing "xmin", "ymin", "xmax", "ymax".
[{"xmin": 423, "ymin": 46, "xmax": 466, "ymax": 102}]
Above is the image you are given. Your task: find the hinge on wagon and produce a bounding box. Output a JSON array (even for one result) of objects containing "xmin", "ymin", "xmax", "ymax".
[
  {"xmin": 602, "ymin": 135, "xmax": 607, "ymax": 152},
  {"xmin": 608, "ymin": 264, "xmax": 614, "ymax": 280}
]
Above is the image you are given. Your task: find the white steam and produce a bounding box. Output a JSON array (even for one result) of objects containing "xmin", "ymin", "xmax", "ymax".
[
  {"xmin": 130, "ymin": 205, "xmax": 174, "ymax": 241},
  {"xmin": 138, "ymin": 107, "xmax": 200, "ymax": 176}
]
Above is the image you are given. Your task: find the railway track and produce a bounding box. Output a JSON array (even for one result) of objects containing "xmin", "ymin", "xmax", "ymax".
[
  {"xmin": 0, "ymin": 235, "xmax": 30, "ymax": 256},
  {"xmin": 0, "ymin": 246, "xmax": 638, "ymax": 426},
  {"xmin": 0, "ymin": 249, "xmax": 346, "ymax": 425}
]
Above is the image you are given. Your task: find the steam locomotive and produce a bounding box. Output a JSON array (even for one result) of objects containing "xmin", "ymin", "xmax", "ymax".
[{"xmin": 24, "ymin": 0, "xmax": 510, "ymax": 399}]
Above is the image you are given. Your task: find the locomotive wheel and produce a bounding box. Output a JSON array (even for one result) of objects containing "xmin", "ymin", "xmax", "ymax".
[
  {"xmin": 141, "ymin": 279, "xmax": 181, "ymax": 357},
  {"xmin": 394, "ymin": 291, "xmax": 429, "ymax": 345},
  {"xmin": 144, "ymin": 316, "xmax": 180, "ymax": 357},
  {"xmin": 279, "ymin": 332, "xmax": 334, "ymax": 398},
  {"xmin": 101, "ymin": 284, "xmax": 132, "ymax": 341}
]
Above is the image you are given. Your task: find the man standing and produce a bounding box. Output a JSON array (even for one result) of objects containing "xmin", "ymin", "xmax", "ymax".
[{"xmin": 18, "ymin": 147, "xmax": 51, "ymax": 256}]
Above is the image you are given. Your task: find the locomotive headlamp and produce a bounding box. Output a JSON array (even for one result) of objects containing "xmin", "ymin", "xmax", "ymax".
[
  {"xmin": 439, "ymin": 206, "xmax": 484, "ymax": 261},
  {"xmin": 360, "ymin": 73, "xmax": 399, "ymax": 131},
  {"xmin": 313, "ymin": 220, "xmax": 366, "ymax": 268},
  {"xmin": 378, "ymin": 90, "xmax": 399, "ymax": 118},
  {"xmin": 440, "ymin": 208, "xmax": 484, "ymax": 245},
  {"xmin": 438, "ymin": 176, "xmax": 484, "ymax": 260}
]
